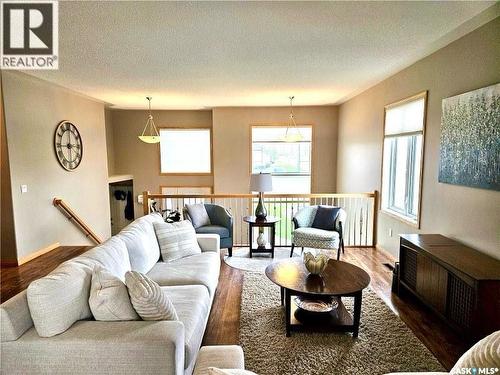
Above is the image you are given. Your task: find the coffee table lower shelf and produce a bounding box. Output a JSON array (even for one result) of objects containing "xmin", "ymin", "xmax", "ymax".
[{"xmin": 283, "ymin": 288, "xmax": 362, "ymax": 338}]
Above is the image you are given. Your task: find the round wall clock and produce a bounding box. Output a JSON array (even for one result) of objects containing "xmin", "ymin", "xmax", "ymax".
[{"xmin": 54, "ymin": 121, "xmax": 83, "ymax": 171}]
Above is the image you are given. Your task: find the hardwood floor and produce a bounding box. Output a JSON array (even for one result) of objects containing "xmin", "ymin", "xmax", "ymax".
[
  {"xmin": 1, "ymin": 246, "xmax": 92, "ymax": 303},
  {"xmin": 1, "ymin": 245, "xmax": 468, "ymax": 370},
  {"xmin": 202, "ymin": 246, "xmax": 469, "ymax": 370}
]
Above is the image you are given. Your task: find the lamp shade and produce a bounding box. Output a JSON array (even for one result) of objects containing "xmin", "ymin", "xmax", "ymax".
[{"xmin": 250, "ymin": 173, "xmax": 273, "ymax": 192}]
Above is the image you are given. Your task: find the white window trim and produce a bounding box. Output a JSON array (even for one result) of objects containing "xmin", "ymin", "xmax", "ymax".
[{"xmin": 381, "ymin": 92, "xmax": 427, "ymax": 228}]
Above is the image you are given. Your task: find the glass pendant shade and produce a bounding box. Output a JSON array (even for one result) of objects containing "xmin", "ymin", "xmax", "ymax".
[
  {"xmin": 283, "ymin": 96, "xmax": 303, "ymax": 142},
  {"xmin": 139, "ymin": 97, "xmax": 160, "ymax": 144}
]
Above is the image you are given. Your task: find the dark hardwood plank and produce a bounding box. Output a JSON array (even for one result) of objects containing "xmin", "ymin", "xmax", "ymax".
[{"xmin": 1, "ymin": 245, "xmax": 92, "ymax": 303}]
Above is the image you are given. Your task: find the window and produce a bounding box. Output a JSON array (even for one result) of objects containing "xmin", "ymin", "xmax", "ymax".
[
  {"xmin": 160, "ymin": 129, "xmax": 211, "ymax": 174},
  {"xmin": 381, "ymin": 92, "xmax": 426, "ymax": 226},
  {"xmin": 251, "ymin": 126, "xmax": 312, "ymax": 193}
]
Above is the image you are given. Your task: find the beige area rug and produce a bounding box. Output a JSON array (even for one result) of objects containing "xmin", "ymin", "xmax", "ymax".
[
  {"xmin": 224, "ymin": 247, "xmax": 336, "ymax": 273},
  {"xmin": 239, "ymin": 272, "xmax": 445, "ymax": 375}
]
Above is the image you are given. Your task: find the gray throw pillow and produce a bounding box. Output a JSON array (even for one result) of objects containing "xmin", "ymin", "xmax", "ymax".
[
  {"xmin": 154, "ymin": 220, "xmax": 202, "ymax": 262},
  {"xmin": 186, "ymin": 203, "xmax": 211, "ymax": 229},
  {"xmin": 124, "ymin": 271, "xmax": 178, "ymax": 321},
  {"xmin": 89, "ymin": 265, "xmax": 139, "ymax": 321}
]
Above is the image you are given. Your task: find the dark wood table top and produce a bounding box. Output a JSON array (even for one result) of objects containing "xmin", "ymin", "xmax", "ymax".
[
  {"xmin": 265, "ymin": 258, "xmax": 370, "ymax": 296},
  {"xmin": 400, "ymin": 234, "xmax": 500, "ymax": 280},
  {"xmin": 243, "ymin": 216, "xmax": 280, "ymax": 224}
]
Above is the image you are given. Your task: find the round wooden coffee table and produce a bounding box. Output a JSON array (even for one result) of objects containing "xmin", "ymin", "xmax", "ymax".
[{"xmin": 265, "ymin": 258, "xmax": 370, "ymax": 337}]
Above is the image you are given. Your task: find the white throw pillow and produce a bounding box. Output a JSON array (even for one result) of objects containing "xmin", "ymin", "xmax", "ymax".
[
  {"xmin": 89, "ymin": 265, "xmax": 139, "ymax": 321},
  {"xmin": 208, "ymin": 368, "xmax": 257, "ymax": 375},
  {"xmin": 27, "ymin": 260, "xmax": 92, "ymax": 337},
  {"xmin": 186, "ymin": 203, "xmax": 211, "ymax": 229},
  {"xmin": 124, "ymin": 271, "xmax": 178, "ymax": 321},
  {"xmin": 154, "ymin": 220, "xmax": 202, "ymax": 262}
]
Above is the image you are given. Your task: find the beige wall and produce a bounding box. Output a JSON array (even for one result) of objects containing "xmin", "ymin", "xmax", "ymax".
[
  {"xmin": 337, "ymin": 18, "xmax": 500, "ymax": 259},
  {"xmin": 2, "ymin": 72, "xmax": 111, "ymax": 260},
  {"xmin": 1, "ymin": 74, "xmax": 17, "ymax": 263},
  {"xmin": 110, "ymin": 109, "xmax": 213, "ymax": 217},
  {"xmin": 212, "ymin": 106, "xmax": 338, "ymax": 193}
]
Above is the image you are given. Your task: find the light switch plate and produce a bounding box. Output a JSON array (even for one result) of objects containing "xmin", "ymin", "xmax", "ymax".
[{"xmin": 20, "ymin": 184, "xmax": 28, "ymax": 193}]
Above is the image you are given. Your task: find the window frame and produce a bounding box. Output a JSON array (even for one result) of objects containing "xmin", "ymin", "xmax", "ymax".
[
  {"xmin": 249, "ymin": 124, "xmax": 314, "ymax": 193},
  {"xmin": 158, "ymin": 127, "xmax": 213, "ymax": 176},
  {"xmin": 381, "ymin": 91, "xmax": 427, "ymax": 228}
]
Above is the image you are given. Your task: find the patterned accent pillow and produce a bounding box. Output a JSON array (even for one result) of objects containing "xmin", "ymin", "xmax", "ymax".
[
  {"xmin": 124, "ymin": 271, "xmax": 178, "ymax": 321},
  {"xmin": 89, "ymin": 265, "xmax": 139, "ymax": 321},
  {"xmin": 154, "ymin": 220, "xmax": 202, "ymax": 262}
]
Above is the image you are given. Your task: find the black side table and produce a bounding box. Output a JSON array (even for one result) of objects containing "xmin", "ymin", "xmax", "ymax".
[{"xmin": 243, "ymin": 216, "xmax": 280, "ymax": 258}]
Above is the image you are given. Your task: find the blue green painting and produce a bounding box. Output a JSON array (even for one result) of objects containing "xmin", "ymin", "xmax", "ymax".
[{"xmin": 439, "ymin": 83, "xmax": 500, "ymax": 191}]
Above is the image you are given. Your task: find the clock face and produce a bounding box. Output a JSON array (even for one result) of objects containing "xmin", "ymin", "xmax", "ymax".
[{"xmin": 54, "ymin": 121, "xmax": 83, "ymax": 171}]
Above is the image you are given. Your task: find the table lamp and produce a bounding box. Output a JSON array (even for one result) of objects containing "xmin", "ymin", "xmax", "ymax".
[{"xmin": 250, "ymin": 173, "xmax": 273, "ymax": 220}]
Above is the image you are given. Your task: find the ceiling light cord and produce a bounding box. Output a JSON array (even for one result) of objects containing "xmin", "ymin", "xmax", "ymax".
[{"xmin": 285, "ymin": 96, "xmax": 302, "ymax": 142}]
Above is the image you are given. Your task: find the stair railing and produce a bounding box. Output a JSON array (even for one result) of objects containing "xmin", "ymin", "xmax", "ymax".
[{"xmin": 53, "ymin": 198, "xmax": 103, "ymax": 245}]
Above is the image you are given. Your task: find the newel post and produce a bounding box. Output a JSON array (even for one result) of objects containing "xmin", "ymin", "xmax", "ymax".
[{"xmin": 143, "ymin": 191, "xmax": 150, "ymax": 215}]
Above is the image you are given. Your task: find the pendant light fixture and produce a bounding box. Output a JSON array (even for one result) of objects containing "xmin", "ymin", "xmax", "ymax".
[
  {"xmin": 283, "ymin": 96, "xmax": 303, "ymax": 142},
  {"xmin": 138, "ymin": 96, "xmax": 160, "ymax": 144}
]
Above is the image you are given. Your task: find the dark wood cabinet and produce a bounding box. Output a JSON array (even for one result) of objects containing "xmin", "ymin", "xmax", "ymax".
[{"xmin": 398, "ymin": 234, "xmax": 500, "ymax": 341}]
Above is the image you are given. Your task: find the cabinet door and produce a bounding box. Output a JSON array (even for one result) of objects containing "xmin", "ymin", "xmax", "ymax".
[
  {"xmin": 400, "ymin": 246, "xmax": 418, "ymax": 289},
  {"xmin": 416, "ymin": 254, "xmax": 448, "ymax": 314}
]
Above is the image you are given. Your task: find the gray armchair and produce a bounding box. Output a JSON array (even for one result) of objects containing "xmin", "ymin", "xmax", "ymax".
[
  {"xmin": 290, "ymin": 205, "xmax": 346, "ymax": 260},
  {"xmin": 184, "ymin": 204, "xmax": 234, "ymax": 256}
]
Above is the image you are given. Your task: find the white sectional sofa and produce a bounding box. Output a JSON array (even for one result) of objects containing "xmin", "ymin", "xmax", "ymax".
[{"xmin": 0, "ymin": 213, "xmax": 221, "ymax": 375}]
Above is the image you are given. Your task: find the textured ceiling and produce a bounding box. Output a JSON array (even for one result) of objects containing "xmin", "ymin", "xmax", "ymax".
[{"xmin": 26, "ymin": 1, "xmax": 496, "ymax": 109}]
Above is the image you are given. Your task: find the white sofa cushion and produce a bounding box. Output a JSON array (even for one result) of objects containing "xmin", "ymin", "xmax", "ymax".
[
  {"xmin": 208, "ymin": 369, "xmax": 257, "ymax": 375},
  {"xmin": 116, "ymin": 213, "xmax": 163, "ymax": 273},
  {"xmin": 162, "ymin": 284, "xmax": 211, "ymax": 370},
  {"xmin": 125, "ymin": 271, "xmax": 178, "ymax": 321},
  {"xmin": 27, "ymin": 260, "xmax": 92, "ymax": 337},
  {"xmin": 77, "ymin": 236, "xmax": 131, "ymax": 279},
  {"xmin": 89, "ymin": 265, "xmax": 139, "ymax": 321},
  {"xmin": 451, "ymin": 331, "xmax": 500, "ymax": 373},
  {"xmin": 147, "ymin": 251, "xmax": 221, "ymax": 297},
  {"xmin": 154, "ymin": 220, "xmax": 202, "ymax": 262},
  {"xmin": 193, "ymin": 346, "xmax": 245, "ymax": 375}
]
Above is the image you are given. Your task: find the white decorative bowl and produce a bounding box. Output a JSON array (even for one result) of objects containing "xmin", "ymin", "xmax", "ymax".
[{"xmin": 303, "ymin": 252, "xmax": 329, "ymax": 275}]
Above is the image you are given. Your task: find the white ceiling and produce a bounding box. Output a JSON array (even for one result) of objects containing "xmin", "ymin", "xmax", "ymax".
[{"xmin": 26, "ymin": 1, "xmax": 496, "ymax": 109}]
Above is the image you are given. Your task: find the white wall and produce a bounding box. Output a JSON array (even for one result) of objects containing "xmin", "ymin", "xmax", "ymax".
[
  {"xmin": 337, "ymin": 18, "xmax": 500, "ymax": 259},
  {"xmin": 2, "ymin": 72, "xmax": 111, "ymax": 261}
]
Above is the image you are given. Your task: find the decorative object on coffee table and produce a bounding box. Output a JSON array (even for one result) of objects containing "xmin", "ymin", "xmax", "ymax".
[
  {"xmin": 243, "ymin": 216, "xmax": 280, "ymax": 258},
  {"xmin": 250, "ymin": 173, "xmax": 273, "ymax": 219},
  {"xmin": 303, "ymin": 251, "xmax": 328, "ymax": 275},
  {"xmin": 265, "ymin": 258, "xmax": 370, "ymax": 337}
]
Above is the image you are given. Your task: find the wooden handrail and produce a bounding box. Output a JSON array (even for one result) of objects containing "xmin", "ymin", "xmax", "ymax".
[
  {"xmin": 53, "ymin": 198, "xmax": 103, "ymax": 245},
  {"xmin": 143, "ymin": 191, "xmax": 378, "ymax": 214}
]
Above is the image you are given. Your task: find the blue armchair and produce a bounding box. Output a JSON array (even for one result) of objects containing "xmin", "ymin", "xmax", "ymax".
[{"xmin": 183, "ymin": 203, "xmax": 234, "ymax": 256}]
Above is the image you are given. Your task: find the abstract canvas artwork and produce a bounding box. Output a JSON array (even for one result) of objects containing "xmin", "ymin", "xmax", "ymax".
[{"xmin": 439, "ymin": 83, "xmax": 500, "ymax": 191}]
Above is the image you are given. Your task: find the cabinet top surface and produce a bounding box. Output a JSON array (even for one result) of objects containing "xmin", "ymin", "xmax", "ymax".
[{"xmin": 400, "ymin": 234, "xmax": 500, "ymax": 280}]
